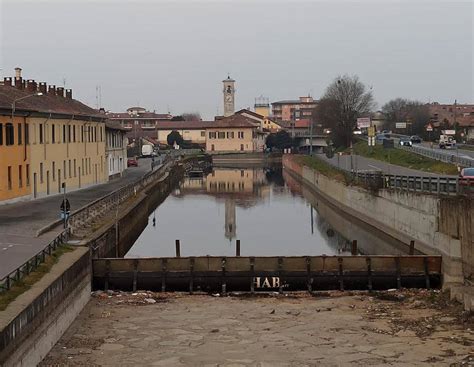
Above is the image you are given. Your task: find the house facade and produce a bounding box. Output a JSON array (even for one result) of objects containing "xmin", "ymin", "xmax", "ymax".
[
  {"xmin": 106, "ymin": 122, "xmax": 128, "ymax": 179},
  {"xmin": 0, "ymin": 69, "xmax": 107, "ymax": 204},
  {"xmin": 271, "ymin": 96, "xmax": 318, "ymax": 121},
  {"xmin": 156, "ymin": 121, "xmax": 214, "ymax": 146}
]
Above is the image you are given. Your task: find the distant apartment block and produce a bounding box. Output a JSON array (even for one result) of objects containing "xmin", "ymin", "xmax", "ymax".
[
  {"xmin": 427, "ymin": 102, "xmax": 474, "ymax": 126},
  {"xmin": 107, "ymin": 107, "xmax": 172, "ymax": 140},
  {"xmin": 271, "ymin": 96, "xmax": 318, "ymax": 121}
]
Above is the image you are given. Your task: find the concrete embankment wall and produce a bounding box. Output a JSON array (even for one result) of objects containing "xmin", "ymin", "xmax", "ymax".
[
  {"xmin": 0, "ymin": 248, "xmax": 90, "ymax": 367},
  {"xmin": 283, "ymin": 155, "xmax": 472, "ymax": 289}
]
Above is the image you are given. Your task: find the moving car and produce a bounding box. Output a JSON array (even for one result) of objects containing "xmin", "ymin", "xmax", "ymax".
[
  {"xmin": 410, "ymin": 135, "xmax": 422, "ymax": 144},
  {"xmin": 141, "ymin": 144, "xmax": 154, "ymax": 157},
  {"xmin": 399, "ymin": 137, "xmax": 412, "ymax": 147},
  {"xmin": 459, "ymin": 167, "xmax": 474, "ymax": 186},
  {"xmin": 127, "ymin": 158, "xmax": 138, "ymax": 167},
  {"xmin": 439, "ymin": 135, "xmax": 456, "ymax": 149}
]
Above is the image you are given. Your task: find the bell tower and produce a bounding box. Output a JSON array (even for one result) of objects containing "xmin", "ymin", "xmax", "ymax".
[{"xmin": 223, "ymin": 75, "xmax": 235, "ymax": 117}]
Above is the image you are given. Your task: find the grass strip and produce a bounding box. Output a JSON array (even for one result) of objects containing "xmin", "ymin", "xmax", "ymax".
[
  {"xmin": 352, "ymin": 141, "xmax": 459, "ymax": 175},
  {"xmin": 0, "ymin": 245, "xmax": 73, "ymax": 311},
  {"xmin": 295, "ymin": 155, "xmax": 350, "ymax": 183}
]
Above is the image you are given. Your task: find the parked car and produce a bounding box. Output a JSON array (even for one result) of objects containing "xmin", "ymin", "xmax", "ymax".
[
  {"xmin": 399, "ymin": 137, "xmax": 412, "ymax": 147},
  {"xmin": 459, "ymin": 167, "xmax": 474, "ymax": 186},
  {"xmin": 127, "ymin": 158, "xmax": 138, "ymax": 167},
  {"xmin": 410, "ymin": 135, "xmax": 422, "ymax": 144}
]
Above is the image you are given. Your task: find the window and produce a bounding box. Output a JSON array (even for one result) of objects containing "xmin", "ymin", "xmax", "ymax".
[
  {"xmin": 218, "ymin": 132, "xmax": 225, "ymax": 139},
  {"xmin": 18, "ymin": 165, "xmax": 22, "ymax": 187},
  {"xmin": 7, "ymin": 166, "xmax": 12, "ymax": 189},
  {"xmin": 18, "ymin": 124, "xmax": 22, "ymax": 145},
  {"xmin": 74, "ymin": 159, "xmax": 76, "ymax": 177},
  {"xmin": 209, "ymin": 131, "xmax": 216, "ymax": 139},
  {"xmin": 6, "ymin": 123, "xmax": 14, "ymax": 145},
  {"xmin": 73, "ymin": 125, "xmax": 76, "ymax": 142},
  {"xmin": 226, "ymin": 131, "xmax": 234, "ymax": 139},
  {"xmin": 39, "ymin": 123, "xmax": 43, "ymax": 144},
  {"xmin": 100, "ymin": 126, "xmax": 103, "ymax": 141},
  {"xmin": 238, "ymin": 131, "xmax": 244, "ymax": 139},
  {"xmin": 63, "ymin": 160, "xmax": 66, "ymax": 179},
  {"xmin": 25, "ymin": 123, "xmax": 29, "ymax": 144},
  {"xmin": 26, "ymin": 164, "xmax": 30, "ymax": 186},
  {"xmin": 81, "ymin": 126, "xmax": 84, "ymax": 142},
  {"xmin": 63, "ymin": 125, "xmax": 66, "ymax": 143},
  {"xmin": 69, "ymin": 160, "xmax": 72, "ymax": 178},
  {"xmin": 211, "ymin": 144, "xmax": 215, "ymax": 151},
  {"xmin": 40, "ymin": 162, "xmax": 44, "ymax": 183},
  {"xmin": 51, "ymin": 124, "xmax": 55, "ymax": 143},
  {"xmin": 0, "ymin": 123, "xmax": 3, "ymax": 145},
  {"xmin": 201, "ymin": 131, "xmax": 205, "ymax": 137},
  {"xmin": 52, "ymin": 162, "xmax": 56, "ymax": 181},
  {"xmin": 68, "ymin": 125, "xmax": 71, "ymax": 143}
]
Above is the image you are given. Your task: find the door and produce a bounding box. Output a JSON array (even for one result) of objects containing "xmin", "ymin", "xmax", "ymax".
[
  {"xmin": 33, "ymin": 173, "xmax": 37, "ymax": 198},
  {"xmin": 46, "ymin": 171, "xmax": 50, "ymax": 195},
  {"xmin": 58, "ymin": 169, "xmax": 61, "ymax": 193}
]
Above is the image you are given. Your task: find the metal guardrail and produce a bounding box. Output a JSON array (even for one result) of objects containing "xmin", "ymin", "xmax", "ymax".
[
  {"xmin": 353, "ymin": 171, "xmax": 473, "ymax": 195},
  {"xmin": 68, "ymin": 156, "xmax": 176, "ymax": 234},
  {"xmin": 0, "ymin": 228, "xmax": 70, "ymax": 293},
  {"xmin": 397, "ymin": 144, "xmax": 474, "ymax": 168}
]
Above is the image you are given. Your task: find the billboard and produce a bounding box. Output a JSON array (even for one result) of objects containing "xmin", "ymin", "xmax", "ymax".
[
  {"xmin": 357, "ymin": 117, "xmax": 371, "ymax": 128},
  {"xmin": 395, "ymin": 122, "xmax": 407, "ymax": 129}
]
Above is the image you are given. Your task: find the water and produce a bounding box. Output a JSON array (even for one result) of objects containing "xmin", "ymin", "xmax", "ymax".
[{"xmin": 126, "ymin": 166, "xmax": 406, "ymax": 257}]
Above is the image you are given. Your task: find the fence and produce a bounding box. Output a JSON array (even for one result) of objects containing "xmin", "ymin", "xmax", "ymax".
[
  {"xmin": 353, "ymin": 171, "xmax": 473, "ymax": 195},
  {"xmin": 0, "ymin": 228, "xmax": 70, "ymax": 293},
  {"xmin": 68, "ymin": 157, "xmax": 175, "ymax": 234},
  {"xmin": 397, "ymin": 144, "xmax": 473, "ymax": 168}
]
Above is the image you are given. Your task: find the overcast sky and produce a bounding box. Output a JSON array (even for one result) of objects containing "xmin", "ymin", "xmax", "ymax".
[{"xmin": 0, "ymin": 0, "xmax": 472, "ymax": 119}]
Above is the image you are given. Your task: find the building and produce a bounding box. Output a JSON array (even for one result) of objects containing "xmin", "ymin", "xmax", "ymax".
[
  {"xmin": 107, "ymin": 107, "xmax": 172, "ymax": 140},
  {"xmin": 236, "ymin": 109, "xmax": 281, "ymax": 133},
  {"xmin": 156, "ymin": 120, "xmax": 214, "ymax": 146},
  {"xmin": 271, "ymin": 96, "xmax": 318, "ymax": 121},
  {"xmin": 254, "ymin": 96, "xmax": 270, "ymax": 118},
  {"xmin": 105, "ymin": 122, "xmax": 127, "ymax": 179},
  {"xmin": 223, "ymin": 76, "xmax": 235, "ymax": 117},
  {"xmin": 205, "ymin": 114, "xmax": 265, "ymax": 153},
  {"xmin": 427, "ymin": 102, "xmax": 474, "ymax": 126},
  {"xmin": 457, "ymin": 113, "xmax": 474, "ymax": 141},
  {"xmin": 0, "ymin": 68, "xmax": 107, "ymax": 204}
]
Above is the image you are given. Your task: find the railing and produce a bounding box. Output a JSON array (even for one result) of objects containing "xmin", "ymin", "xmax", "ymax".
[
  {"xmin": 0, "ymin": 228, "xmax": 70, "ymax": 293},
  {"xmin": 397, "ymin": 144, "xmax": 474, "ymax": 168},
  {"xmin": 353, "ymin": 171, "xmax": 473, "ymax": 195},
  {"xmin": 68, "ymin": 156, "xmax": 175, "ymax": 234}
]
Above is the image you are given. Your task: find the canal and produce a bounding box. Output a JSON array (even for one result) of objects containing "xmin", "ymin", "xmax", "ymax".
[{"xmin": 126, "ymin": 164, "xmax": 409, "ymax": 258}]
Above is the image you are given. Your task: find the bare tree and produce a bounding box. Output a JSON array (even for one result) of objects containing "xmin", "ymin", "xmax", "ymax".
[
  {"xmin": 382, "ymin": 98, "xmax": 430, "ymax": 136},
  {"xmin": 314, "ymin": 75, "xmax": 375, "ymax": 148},
  {"xmin": 181, "ymin": 112, "xmax": 202, "ymax": 121}
]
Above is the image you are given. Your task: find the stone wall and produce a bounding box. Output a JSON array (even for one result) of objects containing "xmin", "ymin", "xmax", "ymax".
[{"xmin": 283, "ymin": 155, "xmax": 470, "ymax": 288}]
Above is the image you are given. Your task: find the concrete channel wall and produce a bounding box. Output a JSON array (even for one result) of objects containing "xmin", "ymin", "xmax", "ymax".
[
  {"xmin": 283, "ymin": 155, "xmax": 473, "ymax": 309},
  {"xmin": 0, "ymin": 248, "xmax": 90, "ymax": 367}
]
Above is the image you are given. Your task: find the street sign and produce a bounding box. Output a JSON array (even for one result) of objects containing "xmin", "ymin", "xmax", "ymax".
[
  {"xmin": 395, "ymin": 122, "xmax": 407, "ymax": 129},
  {"xmin": 426, "ymin": 125, "xmax": 433, "ymax": 132},
  {"xmin": 443, "ymin": 129, "xmax": 455, "ymax": 135},
  {"xmin": 357, "ymin": 117, "xmax": 371, "ymax": 129},
  {"xmin": 367, "ymin": 126, "xmax": 375, "ymax": 137}
]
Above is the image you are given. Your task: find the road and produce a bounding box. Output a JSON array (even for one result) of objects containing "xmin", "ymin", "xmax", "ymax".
[
  {"xmin": 0, "ymin": 158, "xmax": 152, "ymax": 279},
  {"xmin": 318, "ymin": 153, "xmax": 455, "ymax": 177}
]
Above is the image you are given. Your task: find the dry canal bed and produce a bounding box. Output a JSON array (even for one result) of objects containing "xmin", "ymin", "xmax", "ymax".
[{"xmin": 41, "ymin": 290, "xmax": 473, "ymax": 366}]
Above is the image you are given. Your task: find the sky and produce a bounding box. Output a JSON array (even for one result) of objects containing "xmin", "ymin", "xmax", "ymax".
[{"xmin": 0, "ymin": 0, "xmax": 472, "ymax": 119}]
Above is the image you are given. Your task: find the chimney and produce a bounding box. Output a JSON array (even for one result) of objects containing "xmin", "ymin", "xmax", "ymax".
[
  {"xmin": 14, "ymin": 67, "xmax": 23, "ymax": 89},
  {"xmin": 26, "ymin": 79, "xmax": 37, "ymax": 92},
  {"xmin": 15, "ymin": 67, "xmax": 22, "ymax": 79},
  {"xmin": 3, "ymin": 77, "xmax": 12, "ymax": 87},
  {"xmin": 38, "ymin": 82, "xmax": 47, "ymax": 94},
  {"xmin": 56, "ymin": 87, "xmax": 64, "ymax": 97},
  {"xmin": 65, "ymin": 89, "xmax": 72, "ymax": 99},
  {"xmin": 48, "ymin": 85, "xmax": 56, "ymax": 96}
]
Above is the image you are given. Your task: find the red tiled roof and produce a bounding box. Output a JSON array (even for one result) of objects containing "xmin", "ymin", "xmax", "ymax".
[
  {"xmin": 0, "ymin": 85, "xmax": 103, "ymax": 119},
  {"xmin": 107, "ymin": 112, "xmax": 172, "ymax": 120},
  {"xmin": 156, "ymin": 120, "xmax": 215, "ymax": 130},
  {"xmin": 209, "ymin": 114, "xmax": 260, "ymax": 128},
  {"xmin": 105, "ymin": 121, "xmax": 128, "ymax": 131},
  {"xmin": 236, "ymin": 109, "xmax": 264, "ymax": 119}
]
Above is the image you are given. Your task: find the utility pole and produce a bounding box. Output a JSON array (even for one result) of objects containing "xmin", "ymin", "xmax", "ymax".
[{"xmin": 309, "ymin": 119, "xmax": 313, "ymax": 155}]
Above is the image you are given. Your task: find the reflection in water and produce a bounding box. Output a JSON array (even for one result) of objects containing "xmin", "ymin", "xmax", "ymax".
[{"xmin": 126, "ymin": 166, "xmax": 404, "ymax": 258}]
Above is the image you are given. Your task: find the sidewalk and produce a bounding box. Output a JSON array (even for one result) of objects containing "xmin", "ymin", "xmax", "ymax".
[{"xmin": 0, "ymin": 158, "xmax": 152, "ymax": 279}]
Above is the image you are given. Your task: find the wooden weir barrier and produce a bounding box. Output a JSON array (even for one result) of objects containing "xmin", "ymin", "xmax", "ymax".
[{"xmin": 93, "ymin": 255, "xmax": 442, "ymax": 293}]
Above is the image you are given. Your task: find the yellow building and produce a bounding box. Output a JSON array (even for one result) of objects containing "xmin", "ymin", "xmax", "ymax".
[
  {"xmin": 156, "ymin": 121, "xmax": 213, "ymax": 146},
  {"xmin": 236, "ymin": 109, "xmax": 281, "ymax": 133},
  {"xmin": 206, "ymin": 114, "xmax": 265, "ymax": 153},
  {"xmin": 0, "ymin": 70, "xmax": 107, "ymax": 203}
]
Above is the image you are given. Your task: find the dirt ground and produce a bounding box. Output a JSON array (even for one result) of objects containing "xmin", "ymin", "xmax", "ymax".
[{"xmin": 41, "ymin": 290, "xmax": 473, "ymax": 367}]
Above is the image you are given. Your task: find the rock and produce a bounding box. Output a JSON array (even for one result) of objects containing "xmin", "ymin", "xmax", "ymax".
[{"xmin": 144, "ymin": 298, "xmax": 156, "ymax": 304}]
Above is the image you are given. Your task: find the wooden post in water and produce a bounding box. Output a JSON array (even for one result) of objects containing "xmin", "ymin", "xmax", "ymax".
[
  {"xmin": 175, "ymin": 239, "xmax": 181, "ymax": 257},
  {"xmin": 351, "ymin": 240, "xmax": 358, "ymax": 255},
  {"xmin": 236, "ymin": 240, "xmax": 241, "ymax": 257},
  {"xmin": 409, "ymin": 240, "xmax": 415, "ymax": 255}
]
